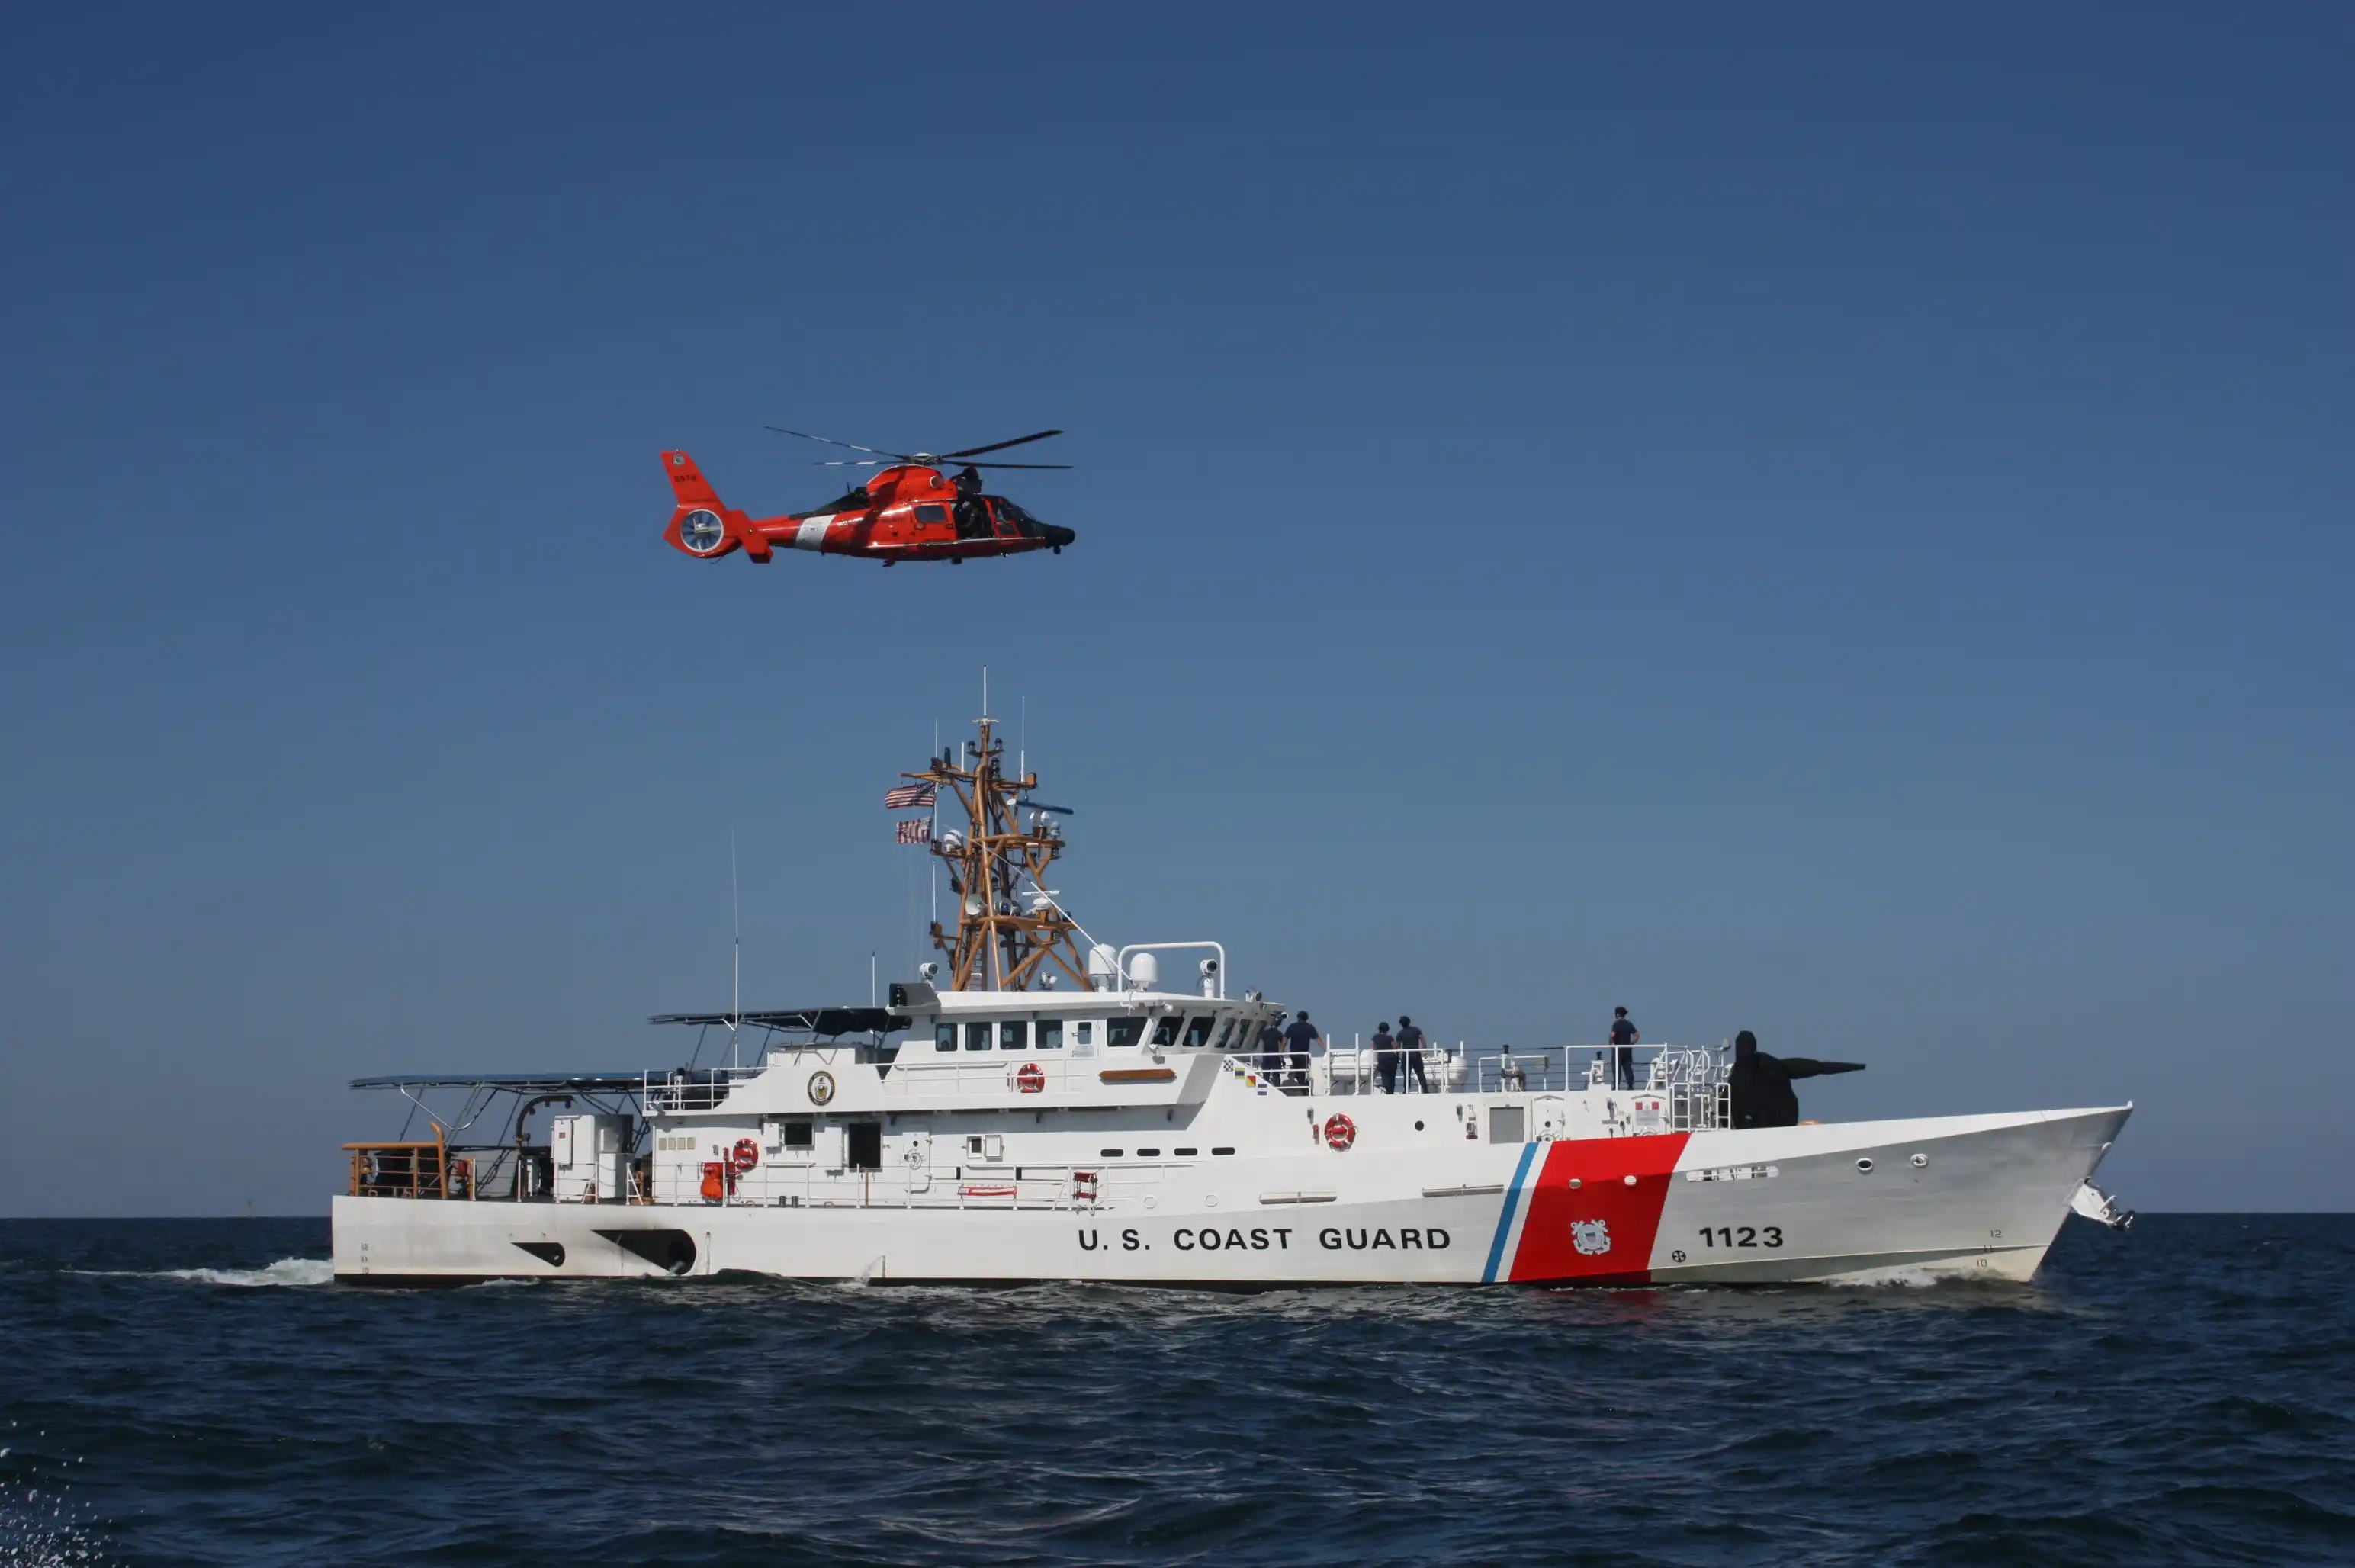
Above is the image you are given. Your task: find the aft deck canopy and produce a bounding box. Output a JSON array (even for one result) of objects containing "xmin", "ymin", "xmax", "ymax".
[
  {"xmin": 348, "ymin": 1071, "xmax": 651, "ymax": 1093},
  {"xmin": 649, "ymin": 1007, "xmax": 908, "ymax": 1036}
]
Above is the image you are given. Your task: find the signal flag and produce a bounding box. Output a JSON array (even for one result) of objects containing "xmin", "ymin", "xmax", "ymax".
[{"xmin": 895, "ymin": 818, "xmax": 932, "ymax": 846}]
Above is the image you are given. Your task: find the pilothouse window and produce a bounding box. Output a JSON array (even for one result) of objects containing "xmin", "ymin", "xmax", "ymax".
[
  {"xmin": 1183, "ymin": 1016, "xmax": 1215, "ymax": 1049},
  {"xmin": 1036, "ymin": 1020, "xmax": 1064, "ymax": 1050},
  {"xmin": 1107, "ymin": 1018, "xmax": 1145, "ymax": 1049},
  {"xmin": 935, "ymin": 1023, "xmax": 956, "ymax": 1053},
  {"xmin": 1000, "ymin": 1020, "xmax": 1028, "ymax": 1051},
  {"xmin": 965, "ymin": 1022, "xmax": 992, "ymax": 1052},
  {"xmin": 1150, "ymin": 1017, "xmax": 1182, "ymax": 1049}
]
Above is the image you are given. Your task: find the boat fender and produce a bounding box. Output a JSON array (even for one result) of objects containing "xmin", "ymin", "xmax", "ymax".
[{"xmin": 1323, "ymin": 1113, "xmax": 1357, "ymax": 1152}]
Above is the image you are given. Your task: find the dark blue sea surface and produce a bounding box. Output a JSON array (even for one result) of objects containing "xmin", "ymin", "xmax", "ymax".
[{"xmin": 3, "ymin": 1215, "xmax": 2351, "ymax": 1566}]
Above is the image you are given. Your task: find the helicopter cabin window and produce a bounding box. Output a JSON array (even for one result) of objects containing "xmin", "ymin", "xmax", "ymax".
[
  {"xmin": 1182, "ymin": 1016, "xmax": 1216, "ymax": 1049},
  {"xmin": 1000, "ymin": 1020, "xmax": 1028, "ymax": 1051},
  {"xmin": 914, "ymin": 503, "xmax": 949, "ymax": 528},
  {"xmin": 1149, "ymin": 1015, "xmax": 1183, "ymax": 1049},
  {"xmin": 1107, "ymin": 1017, "xmax": 1145, "ymax": 1049},
  {"xmin": 965, "ymin": 1022, "xmax": 993, "ymax": 1052},
  {"xmin": 1036, "ymin": 1020, "xmax": 1064, "ymax": 1051},
  {"xmin": 935, "ymin": 1023, "xmax": 957, "ymax": 1053}
]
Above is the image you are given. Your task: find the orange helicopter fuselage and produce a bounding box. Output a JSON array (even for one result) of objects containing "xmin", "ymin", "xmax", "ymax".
[{"xmin": 660, "ymin": 451, "xmax": 1072, "ymax": 566}]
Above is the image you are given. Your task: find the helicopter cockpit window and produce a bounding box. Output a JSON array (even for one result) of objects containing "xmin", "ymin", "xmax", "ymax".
[{"xmin": 995, "ymin": 499, "xmax": 1046, "ymax": 539}]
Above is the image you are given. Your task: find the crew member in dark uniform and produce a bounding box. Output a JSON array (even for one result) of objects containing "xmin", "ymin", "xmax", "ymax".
[
  {"xmin": 1372, "ymin": 1021, "xmax": 1398, "ymax": 1094},
  {"xmin": 1609, "ymin": 1007, "xmax": 1640, "ymax": 1089},
  {"xmin": 1396, "ymin": 1014, "xmax": 1431, "ymax": 1094},
  {"xmin": 1728, "ymin": 1030, "xmax": 1865, "ymax": 1128},
  {"xmin": 1256, "ymin": 1014, "xmax": 1286, "ymax": 1080},
  {"xmin": 1281, "ymin": 1010, "xmax": 1319, "ymax": 1091}
]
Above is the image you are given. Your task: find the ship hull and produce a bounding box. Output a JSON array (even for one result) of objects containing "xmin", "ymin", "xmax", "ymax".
[{"xmin": 333, "ymin": 1106, "xmax": 2127, "ymax": 1288}]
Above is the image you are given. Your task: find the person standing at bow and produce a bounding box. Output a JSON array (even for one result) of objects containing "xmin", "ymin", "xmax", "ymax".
[
  {"xmin": 1281, "ymin": 1010, "xmax": 1319, "ymax": 1091},
  {"xmin": 1371, "ymin": 1021, "xmax": 1399, "ymax": 1094},
  {"xmin": 1608, "ymin": 1007, "xmax": 1640, "ymax": 1089},
  {"xmin": 1396, "ymin": 1014, "xmax": 1431, "ymax": 1094}
]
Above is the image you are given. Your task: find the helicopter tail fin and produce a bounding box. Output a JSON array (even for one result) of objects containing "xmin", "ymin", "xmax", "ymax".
[
  {"xmin": 663, "ymin": 450, "xmax": 724, "ymax": 508},
  {"xmin": 660, "ymin": 451, "xmax": 752, "ymax": 559}
]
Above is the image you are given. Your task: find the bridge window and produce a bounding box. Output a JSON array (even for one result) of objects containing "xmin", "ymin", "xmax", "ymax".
[
  {"xmin": 1036, "ymin": 1020, "xmax": 1064, "ymax": 1050},
  {"xmin": 1074, "ymin": 1022, "xmax": 1094, "ymax": 1046},
  {"xmin": 1150, "ymin": 1016, "xmax": 1182, "ymax": 1048},
  {"xmin": 935, "ymin": 1023, "xmax": 956, "ymax": 1053},
  {"xmin": 1212, "ymin": 1017, "xmax": 1235, "ymax": 1050},
  {"xmin": 1183, "ymin": 1016, "xmax": 1215, "ymax": 1049},
  {"xmin": 965, "ymin": 1022, "xmax": 992, "ymax": 1052},
  {"xmin": 1000, "ymin": 1020, "xmax": 1028, "ymax": 1050},
  {"xmin": 1107, "ymin": 1018, "xmax": 1145, "ymax": 1049}
]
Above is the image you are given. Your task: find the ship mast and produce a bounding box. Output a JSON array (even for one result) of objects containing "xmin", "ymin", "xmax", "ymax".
[{"xmin": 908, "ymin": 715, "xmax": 1090, "ymax": 992}]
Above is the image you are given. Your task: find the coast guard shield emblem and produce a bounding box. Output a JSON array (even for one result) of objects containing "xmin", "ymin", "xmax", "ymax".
[
  {"xmin": 808, "ymin": 1069, "xmax": 837, "ymax": 1107},
  {"xmin": 1571, "ymin": 1219, "xmax": 1612, "ymax": 1256}
]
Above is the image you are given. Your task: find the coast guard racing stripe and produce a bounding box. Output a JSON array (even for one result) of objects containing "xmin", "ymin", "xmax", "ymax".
[
  {"xmin": 1480, "ymin": 1143, "xmax": 1541, "ymax": 1283},
  {"xmin": 1505, "ymin": 1133, "xmax": 1692, "ymax": 1285}
]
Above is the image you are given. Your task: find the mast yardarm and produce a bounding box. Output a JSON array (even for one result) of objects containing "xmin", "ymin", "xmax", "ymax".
[{"xmin": 913, "ymin": 715, "xmax": 1089, "ymax": 991}]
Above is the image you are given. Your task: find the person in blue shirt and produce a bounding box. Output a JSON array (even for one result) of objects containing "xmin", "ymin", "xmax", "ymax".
[
  {"xmin": 1396, "ymin": 1015, "xmax": 1431, "ymax": 1094},
  {"xmin": 1608, "ymin": 1007, "xmax": 1640, "ymax": 1089},
  {"xmin": 1280, "ymin": 1011, "xmax": 1319, "ymax": 1091},
  {"xmin": 1256, "ymin": 1014, "xmax": 1286, "ymax": 1079},
  {"xmin": 1372, "ymin": 1021, "xmax": 1398, "ymax": 1094}
]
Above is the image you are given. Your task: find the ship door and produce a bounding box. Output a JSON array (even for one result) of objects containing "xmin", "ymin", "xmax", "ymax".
[
  {"xmin": 901, "ymin": 1129, "xmax": 932, "ymax": 1193},
  {"xmin": 847, "ymin": 1121, "xmax": 884, "ymax": 1171},
  {"xmin": 1531, "ymin": 1096, "xmax": 1568, "ymax": 1142}
]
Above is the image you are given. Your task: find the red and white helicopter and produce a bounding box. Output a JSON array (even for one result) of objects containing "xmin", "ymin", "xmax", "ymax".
[{"xmin": 660, "ymin": 427, "xmax": 1075, "ymax": 567}]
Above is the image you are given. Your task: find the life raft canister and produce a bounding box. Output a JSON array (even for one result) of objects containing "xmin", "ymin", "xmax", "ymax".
[
  {"xmin": 731, "ymin": 1137, "xmax": 760, "ymax": 1173},
  {"xmin": 699, "ymin": 1161, "xmax": 730, "ymax": 1201},
  {"xmin": 1323, "ymin": 1113, "xmax": 1357, "ymax": 1152},
  {"xmin": 1014, "ymin": 1061, "xmax": 1047, "ymax": 1094}
]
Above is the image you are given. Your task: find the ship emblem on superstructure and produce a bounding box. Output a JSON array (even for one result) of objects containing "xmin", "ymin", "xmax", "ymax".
[{"xmin": 1571, "ymin": 1219, "xmax": 1613, "ymax": 1256}]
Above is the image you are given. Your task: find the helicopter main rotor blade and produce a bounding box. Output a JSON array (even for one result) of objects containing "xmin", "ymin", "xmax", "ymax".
[
  {"xmin": 765, "ymin": 426, "xmax": 917, "ymax": 461},
  {"xmin": 810, "ymin": 458, "xmax": 1074, "ymax": 470},
  {"xmin": 940, "ymin": 429, "xmax": 1064, "ymax": 459}
]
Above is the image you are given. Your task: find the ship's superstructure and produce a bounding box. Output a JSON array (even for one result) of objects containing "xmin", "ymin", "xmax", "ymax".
[{"xmin": 332, "ymin": 715, "xmax": 2132, "ymax": 1287}]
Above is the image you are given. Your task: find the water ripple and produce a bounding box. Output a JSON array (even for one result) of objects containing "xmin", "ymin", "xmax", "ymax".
[{"xmin": 4, "ymin": 1216, "xmax": 2353, "ymax": 1566}]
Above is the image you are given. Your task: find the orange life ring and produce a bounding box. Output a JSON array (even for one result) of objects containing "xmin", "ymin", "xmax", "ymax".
[
  {"xmin": 1014, "ymin": 1061, "xmax": 1046, "ymax": 1094},
  {"xmin": 1323, "ymin": 1113, "xmax": 1356, "ymax": 1152},
  {"xmin": 731, "ymin": 1137, "xmax": 760, "ymax": 1173}
]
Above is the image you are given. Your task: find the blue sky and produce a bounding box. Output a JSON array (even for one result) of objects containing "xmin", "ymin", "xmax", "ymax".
[{"xmin": 2, "ymin": 5, "xmax": 2347, "ymax": 1214}]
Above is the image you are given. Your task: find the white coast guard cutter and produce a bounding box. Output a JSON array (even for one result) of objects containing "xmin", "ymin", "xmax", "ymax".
[{"xmin": 333, "ymin": 715, "xmax": 2133, "ymax": 1288}]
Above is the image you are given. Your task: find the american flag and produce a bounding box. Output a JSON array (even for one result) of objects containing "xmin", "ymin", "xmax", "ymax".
[
  {"xmin": 883, "ymin": 781, "xmax": 936, "ymax": 810},
  {"xmin": 895, "ymin": 818, "xmax": 932, "ymax": 846}
]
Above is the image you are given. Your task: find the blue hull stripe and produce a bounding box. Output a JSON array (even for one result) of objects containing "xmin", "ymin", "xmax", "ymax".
[{"xmin": 1481, "ymin": 1143, "xmax": 1541, "ymax": 1284}]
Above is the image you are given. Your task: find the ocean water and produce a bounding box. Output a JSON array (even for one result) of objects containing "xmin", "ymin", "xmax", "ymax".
[{"xmin": 2, "ymin": 1215, "xmax": 2351, "ymax": 1566}]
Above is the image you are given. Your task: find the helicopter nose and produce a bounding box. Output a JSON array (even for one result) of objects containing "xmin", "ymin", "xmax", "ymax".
[{"xmin": 1045, "ymin": 524, "xmax": 1077, "ymax": 550}]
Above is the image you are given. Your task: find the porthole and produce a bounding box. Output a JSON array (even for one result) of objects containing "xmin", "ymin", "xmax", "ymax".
[
  {"xmin": 1910, "ymin": 1152, "xmax": 1929, "ymax": 1168},
  {"xmin": 1414, "ymin": 1121, "xmax": 1425, "ymax": 1131},
  {"xmin": 1855, "ymin": 1158, "xmax": 1875, "ymax": 1172}
]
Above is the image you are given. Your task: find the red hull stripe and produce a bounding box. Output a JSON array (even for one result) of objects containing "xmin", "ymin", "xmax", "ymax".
[{"xmin": 1505, "ymin": 1133, "xmax": 1692, "ymax": 1284}]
